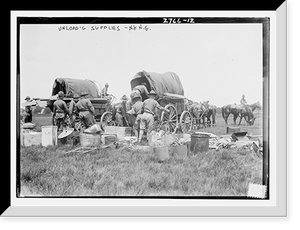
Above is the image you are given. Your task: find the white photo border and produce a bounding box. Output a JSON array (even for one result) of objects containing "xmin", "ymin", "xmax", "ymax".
[{"xmin": 5, "ymin": 4, "xmax": 286, "ymax": 216}]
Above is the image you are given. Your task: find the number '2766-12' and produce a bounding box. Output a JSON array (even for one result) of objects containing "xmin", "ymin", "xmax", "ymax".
[{"xmin": 163, "ymin": 18, "xmax": 194, "ymax": 23}]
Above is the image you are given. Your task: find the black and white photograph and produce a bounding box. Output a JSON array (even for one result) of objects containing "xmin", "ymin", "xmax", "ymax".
[{"xmin": 17, "ymin": 15, "xmax": 269, "ymax": 198}]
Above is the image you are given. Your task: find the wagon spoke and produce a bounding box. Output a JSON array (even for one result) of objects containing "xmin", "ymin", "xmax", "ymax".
[
  {"xmin": 170, "ymin": 109, "xmax": 176, "ymax": 118},
  {"xmin": 169, "ymin": 122, "xmax": 177, "ymax": 131},
  {"xmin": 170, "ymin": 113, "xmax": 177, "ymax": 119}
]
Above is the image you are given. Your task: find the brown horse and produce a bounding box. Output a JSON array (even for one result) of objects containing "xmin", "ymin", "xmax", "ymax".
[
  {"xmin": 222, "ymin": 104, "xmax": 256, "ymax": 126},
  {"xmin": 186, "ymin": 99, "xmax": 208, "ymax": 127},
  {"xmin": 202, "ymin": 101, "xmax": 217, "ymax": 126}
]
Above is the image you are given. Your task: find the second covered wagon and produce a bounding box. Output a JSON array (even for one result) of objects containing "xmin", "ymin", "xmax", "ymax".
[{"xmin": 130, "ymin": 70, "xmax": 193, "ymax": 133}]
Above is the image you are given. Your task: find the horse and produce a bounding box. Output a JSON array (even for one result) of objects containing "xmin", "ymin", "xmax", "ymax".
[
  {"xmin": 222, "ymin": 104, "xmax": 256, "ymax": 126},
  {"xmin": 202, "ymin": 101, "xmax": 217, "ymax": 126},
  {"xmin": 239, "ymin": 106, "xmax": 256, "ymax": 126},
  {"xmin": 249, "ymin": 101, "xmax": 262, "ymax": 112},
  {"xmin": 186, "ymin": 99, "xmax": 208, "ymax": 128}
]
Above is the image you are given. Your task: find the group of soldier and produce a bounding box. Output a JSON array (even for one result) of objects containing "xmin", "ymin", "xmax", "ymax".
[
  {"xmin": 22, "ymin": 81, "xmax": 170, "ymax": 144},
  {"xmin": 52, "ymin": 91, "xmax": 97, "ymax": 132},
  {"xmin": 22, "ymin": 76, "xmax": 251, "ymax": 143},
  {"xmin": 22, "ymin": 90, "xmax": 97, "ymax": 133},
  {"xmin": 129, "ymin": 86, "xmax": 170, "ymax": 143}
]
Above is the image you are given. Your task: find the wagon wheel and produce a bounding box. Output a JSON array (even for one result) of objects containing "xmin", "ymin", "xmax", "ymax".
[
  {"xmin": 179, "ymin": 111, "xmax": 192, "ymax": 133},
  {"xmin": 100, "ymin": 111, "xmax": 115, "ymax": 127},
  {"xmin": 161, "ymin": 104, "xmax": 177, "ymax": 133}
]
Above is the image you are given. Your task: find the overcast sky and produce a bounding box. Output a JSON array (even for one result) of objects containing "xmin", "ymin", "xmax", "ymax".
[{"xmin": 20, "ymin": 23, "xmax": 262, "ymax": 107}]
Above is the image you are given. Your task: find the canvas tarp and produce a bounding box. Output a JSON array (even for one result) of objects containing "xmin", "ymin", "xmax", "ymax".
[
  {"xmin": 130, "ymin": 71, "xmax": 184, "ymax": 99},
  {"xmin": 52, "ymin": 78, "xmax": 100, "ymax": 98}
]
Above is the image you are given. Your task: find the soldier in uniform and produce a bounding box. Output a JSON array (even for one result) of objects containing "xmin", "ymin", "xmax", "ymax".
[
  {"xmin": 115, "ymin": 95, "xmax": 129, "ymax": 127},
  {"xmin": 72, "ymin": 94, "xmax": 82, "ymax": 131},
  {"xmin": 66, "ymin": 94, "xmax": 77, "ymax": 128},
  {"xmin": 240, "ymin": 94, "xmax": 249, "ymax": 110},
  {"xmin": 53, "ymin": 91, "xmax": 70, "ymax": 131},
  {"xmin": 75, "ymin": 91, "xmax": 96, "ymax": 130},
  {"xmin": 128, "ymin": 96, "xmax": 144, "ymax": 143},
  {"xmin": 130, "ymin": 82, "xmax": 149, "ymax": 101},
  {"xmin": 101, "ymin": 83, "xmax": 109, "ymax": 97},
  {"xmin": 22, "ymin": 96, "xmax": 35, "ymax": 123},
  {"xmin": 140, "ymin": 90, "xmax": 169, "ymax": 142}
]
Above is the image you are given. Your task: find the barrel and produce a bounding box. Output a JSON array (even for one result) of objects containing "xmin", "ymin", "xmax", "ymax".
[
  {"xmin": 153, "ymin": 146, "xmax": 169, "ymax": 161},
  {"xmin": 190, "ymin": 132, "xmax": 209, "ymax": 154},
  {"xmin": 80, "ymin": 133, "xmax": 101, "ymax": 147}
]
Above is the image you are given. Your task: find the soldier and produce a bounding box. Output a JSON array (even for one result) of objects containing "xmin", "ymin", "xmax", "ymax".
[
  {"xmin": 75, "ymin": 91, "xmax": 96, "ymax": 130},
  {"xmin": 127, "ymin": 95, "xmax": 144, "ymax": 143},
  {"xmin": 72, "ymin": 94, "xmax": 81, "ymax": 131},
  {"xmin": 53, "ymin": 91, "xmax": 69, "ymax": 131},
  {"xmin": 115, "ymin": 95, "xmax": 129, "ymax": 126},
  {"xmin": 140, "ymin": 90, "xmax": 169, "ymax": 142},
  {"xmin": 131, "ymin": 82, "xmax": 149, "ymax": 100},
  {"xmin": 240, "ymin": 94, "xmax": 249, "ymax": 110},
  {"xmin": 101, "ymin": 83, "xmax": 109, "ymax": 97},
  {"xmin": 66, "ymin": 94, "xmax": 77, "ymax": 128},
  {"xmin": 22, "ymin": 96, "xmax": 35, "ymax": 123}
]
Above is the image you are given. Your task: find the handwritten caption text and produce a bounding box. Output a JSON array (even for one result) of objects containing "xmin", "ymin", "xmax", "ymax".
[{"xmin": 58, "ymin": 24, "xmax": 151, "ymax": 32}]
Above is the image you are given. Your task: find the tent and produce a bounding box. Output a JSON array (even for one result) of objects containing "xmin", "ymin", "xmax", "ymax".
[
  {"xmin": 52, "ymin": 78, "xmax": 101, "ymax": 98},
  {"xmin": 130, "ymin": 71, "xmax": 184, "ymax": 101}
]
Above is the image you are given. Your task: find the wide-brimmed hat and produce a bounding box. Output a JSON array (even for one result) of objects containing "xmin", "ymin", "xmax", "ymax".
[
  {"xmin": 73, "ymin": 94, "xmax": 79, "ymax": 99},
  {"xmin": 148, "ymin": 90, "xmax": 157, "ymax": 96},
  {"xmin": 80, "ymin": 91, "xmax": 88, "ymax": 97},
  {"xmin": 121, "ymin": 95, "xmax": 129, "ymax": 101}
]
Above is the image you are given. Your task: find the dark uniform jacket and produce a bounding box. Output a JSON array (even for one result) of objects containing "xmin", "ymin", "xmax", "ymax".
[{"xmin": 53, "ymin": 99, "xmax": 69, "ymax": 115}]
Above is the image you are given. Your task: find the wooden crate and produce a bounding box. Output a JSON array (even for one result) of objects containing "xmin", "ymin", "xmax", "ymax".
[
  {"xmin": 21, "ymin": 132, "xmax": 42, "ymax": 147},
  {"xmin": 104, "ymin": 126, "xmax": 133, "ymax": 138}
]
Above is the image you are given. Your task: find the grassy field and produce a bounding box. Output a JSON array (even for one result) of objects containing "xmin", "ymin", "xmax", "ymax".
[{"xmin": 20, "ymin": 111, "xmax": 263, "ymax": 196}]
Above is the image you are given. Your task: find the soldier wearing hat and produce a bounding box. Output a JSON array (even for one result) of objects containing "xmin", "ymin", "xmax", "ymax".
[
  {"xmin": 22, "ymin": 96, "xmax": 35, "ymax": 123},
  {"xmin": 73, "ymin": 94, "xmax": 80, "ymax": 103},
  {"xmin": 24, "ymin": 96, "xmax": 31, "ymax": 102},
  {"xmin": 115, "ymin": 95, "xmax": 129, "ymax": 126},
  {"xmin": 53, "ymin": 91, "xmax": 70, "ymax": 131},
  {"xmin": 75, "ymin": 91, "xmax": 96, "ymax": 130},
  {"xmin": 140, "ymin": 90, "xmax": 169, "ymax": 142}
]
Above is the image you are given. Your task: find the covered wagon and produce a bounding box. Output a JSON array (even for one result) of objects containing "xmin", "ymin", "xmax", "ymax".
[
  {"xmin": 130, "ymin": 71, "xmax": 193, "ymax": 133},
  {"xmin": 48, "ymin": 78, "xmax": 115, "ymax": 125}
]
